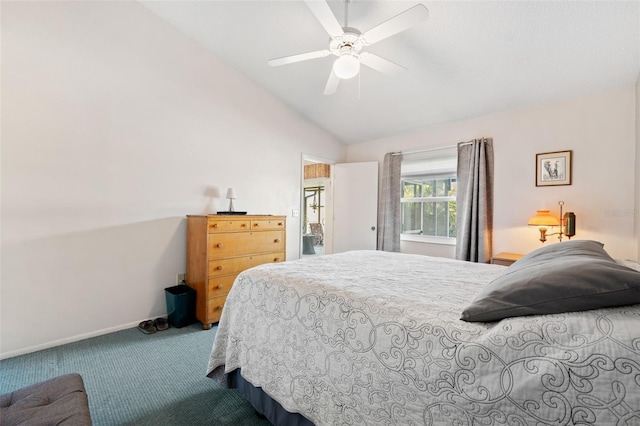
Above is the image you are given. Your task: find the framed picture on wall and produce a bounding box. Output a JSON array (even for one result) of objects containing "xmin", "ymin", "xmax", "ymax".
[{"xmin": 536, "ymin": 150, "xmax": 572, "ymax": 186}]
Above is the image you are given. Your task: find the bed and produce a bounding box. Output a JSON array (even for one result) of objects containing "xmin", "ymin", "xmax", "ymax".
[{"xmin": 207, "ymin": 241, "xmax": 640, "ymax": 425}]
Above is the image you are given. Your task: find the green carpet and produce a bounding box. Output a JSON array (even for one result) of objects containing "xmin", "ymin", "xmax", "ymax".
[{"xmin": 0, "ymin": 323, "xmax": 272, "ymax": 425}]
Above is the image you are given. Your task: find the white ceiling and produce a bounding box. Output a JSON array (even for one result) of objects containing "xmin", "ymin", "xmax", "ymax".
[{"xmin": 140, "ymin": 0, "xmax": 640, "ymax": 145}]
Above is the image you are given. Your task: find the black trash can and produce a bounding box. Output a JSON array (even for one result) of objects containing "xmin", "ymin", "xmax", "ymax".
[{"xmin": 164, "ymin": 285, "xmax": 196, "ymax": 328}]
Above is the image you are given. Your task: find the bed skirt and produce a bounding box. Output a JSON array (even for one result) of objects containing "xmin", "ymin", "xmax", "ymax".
[{"xmin": 227, "ymin": 369, "xmax": 314, "ymax": 426}]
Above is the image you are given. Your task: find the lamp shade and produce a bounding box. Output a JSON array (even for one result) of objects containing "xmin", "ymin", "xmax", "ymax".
[
  {"xmin": 225, "ymin": 188, "xmax": 237, "ymax": 200},
  {"xmin": 333, "ymin": 55, "xmax": 360, "ymax": 79},
  {"xmin": 528, "ymin": 209, "xmax": 560, "ymax": 227}
]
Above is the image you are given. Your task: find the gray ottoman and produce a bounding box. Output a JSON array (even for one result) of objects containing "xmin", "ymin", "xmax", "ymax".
[{"xmin": 0, "ymin": 373, "xmax": 92, "ymax": 426}]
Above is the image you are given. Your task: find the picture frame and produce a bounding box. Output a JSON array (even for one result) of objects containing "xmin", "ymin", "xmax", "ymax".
[{"xmin": 536, "ymin": 150, "xmax": 572, "ymax": 186}]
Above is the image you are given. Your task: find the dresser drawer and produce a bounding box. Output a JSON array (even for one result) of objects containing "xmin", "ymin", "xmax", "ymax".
[
  {"xmin": 251, "ymin": 219, "xmax": 286, "ymax": 231},
  {"xmin": 206, "ymin": 295, "xmax": 227, "ymax": 323},
  {"xmin": 208, "ymin": 275, "xmax": 237, "ymax": 298},
  {"xmin": 208, "ymin": 252, "xmax": 285, "ymax": 277},
  {"xmin": 208, "ymin": 231, "xmax": 284, "ymax": 258},
  {"xmin": 208, "ymin": 219, "xmax": 250, "ymax": 233}
]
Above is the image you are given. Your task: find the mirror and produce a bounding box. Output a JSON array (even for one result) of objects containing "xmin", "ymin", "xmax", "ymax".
[{"xmin": 301, "ymin": 155, "xmax": 333, "ymax": 258}]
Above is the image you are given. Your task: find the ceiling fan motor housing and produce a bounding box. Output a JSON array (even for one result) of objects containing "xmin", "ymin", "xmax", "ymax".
[{"xmin": 330, "ymin": 27, "xmax": 364, "ymax": 56}]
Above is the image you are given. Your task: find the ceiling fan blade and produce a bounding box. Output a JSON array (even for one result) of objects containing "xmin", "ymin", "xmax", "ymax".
[
  {"xmin": 359, "ymin": 52, "xmax": 406, "ymax": 75},
  {"xmin": 361, "ymin": 4, "xmax": 429, "ymax": 45},
  {"xmin": 323, "ymin": 70, "xmax": 340, "ymax": 95},
  {"xmin": 268, "ymin": 50, "xmax": 331, "ymax": 67},
  {"xmin": 304, "ymin": 0, "xmax": 345, "ymax": 38}
]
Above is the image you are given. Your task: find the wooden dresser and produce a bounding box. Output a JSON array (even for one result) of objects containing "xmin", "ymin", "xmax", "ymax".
[{"xmin": 186, "ymin": 214, "xmax": 286, "ymax": 329}]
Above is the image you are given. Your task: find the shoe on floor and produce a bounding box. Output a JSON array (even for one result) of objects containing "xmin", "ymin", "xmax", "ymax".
[
  {"xmin": 138, "ymin": 320, "xmax": 157, "ymax": 334},
  {"xmin": 154, "ymin": 317, "xmax": 170, "ymax": 331}
]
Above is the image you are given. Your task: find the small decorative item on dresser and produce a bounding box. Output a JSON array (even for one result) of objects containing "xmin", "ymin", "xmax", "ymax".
[
  {"xmin": 185, "ymin": 214, "xmax": 286, "ymax": 329},
  {"xmin": 225, "ymin": 188, "xmax": 236, "ymax": 211},
  {"xmin": 491, "ymin": 252, "xmax": 524, "ymax": 266},
  {"xmin": 217, "ymin": 188, "xmax": 247, "ymax": 215}
]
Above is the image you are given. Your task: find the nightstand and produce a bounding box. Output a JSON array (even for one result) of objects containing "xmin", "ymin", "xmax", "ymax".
[{"xmin": 491, "ymin": 252, "xmax": 524, "ymax": 266}]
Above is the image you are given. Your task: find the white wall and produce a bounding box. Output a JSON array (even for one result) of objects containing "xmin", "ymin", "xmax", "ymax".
[
  {"xmin": 348, "ymin": 88, "xmax": 637, "ymax": 261},
  {"xmin": 0, "ymin": 1, "xmax": 346, "ymax": 358}
]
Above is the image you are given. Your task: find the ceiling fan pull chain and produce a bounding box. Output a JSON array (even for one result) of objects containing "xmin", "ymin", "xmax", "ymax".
[{"xmin": 344, "ymin": 0, "xmax": 350, "ymax": 27}]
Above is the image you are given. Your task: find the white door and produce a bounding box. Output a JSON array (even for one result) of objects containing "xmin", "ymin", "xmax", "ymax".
[{"xmin": 332, "ymin": 162, "xmax": 379, "ymax": 253}]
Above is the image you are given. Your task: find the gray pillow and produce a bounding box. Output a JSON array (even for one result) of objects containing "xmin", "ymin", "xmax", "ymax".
[{"xmin": 461, "ymin": 240, "xmax": 640, "ymax": 322}]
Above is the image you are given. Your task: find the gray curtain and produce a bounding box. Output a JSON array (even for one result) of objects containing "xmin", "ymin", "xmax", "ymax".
[
  {"xmin": 456, "ymin": 138, "xmax": 494, "ymax": 262},
  {"xmin": 377, "ymin": 152, "xmax": 402, "ymax": 252}
]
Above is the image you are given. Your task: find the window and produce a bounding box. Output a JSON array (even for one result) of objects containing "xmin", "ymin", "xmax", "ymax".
[{"xmin": 401, "ymin": 154, "xmax": 457, "ymax": 244}]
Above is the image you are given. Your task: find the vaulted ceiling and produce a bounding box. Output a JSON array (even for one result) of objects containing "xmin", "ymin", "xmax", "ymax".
[{"xmin": 140, "ymin": 1, "xmax": 640, "ymax": 144}]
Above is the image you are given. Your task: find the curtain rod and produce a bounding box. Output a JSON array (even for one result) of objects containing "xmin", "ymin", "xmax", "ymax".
[{"xmin": 391, "ymin": 141, "xmax": 473, "ymax": 156}]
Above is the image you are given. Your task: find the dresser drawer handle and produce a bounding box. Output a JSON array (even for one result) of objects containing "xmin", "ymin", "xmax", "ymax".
[
  {"xmin": 215, "ymin": 285, "xmax": 222, "ymax": 290},
  {"xmin": 253, "ymin": 223, "xmax": 259, "ymax": 227},
  {"xmin": 273, "ymin": 257, "xmax": 280, "ymax": 262},
  {"xmin": 211, "ymin": 223, "xmax": 218, "ymax": 228},
  {"xmin": 241, "ymin": 223, "xmax": 247, "ymax": 227},
  {"xmin": 216, "ymin": 243, "xmax": 224, "ymax": 248},
  {"xmin": 215, "ymin": 266, "xmax": 223, "ymax": 271},
  {"xmin": 278, "ymin": 222, "xmax": 283, "ymax": 226},
  {"xmin": 215, "ymin": 306, "xmax": 223, "ymax": 311},
  {"xmin": 274, "ymin": 239, "xmax": 280, "ymax": 243}
]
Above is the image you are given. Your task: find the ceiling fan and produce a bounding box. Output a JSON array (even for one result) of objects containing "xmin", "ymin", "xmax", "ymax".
[{"xmin": 267, "ymin": 0, "xmax": 429, "ymax": 95}]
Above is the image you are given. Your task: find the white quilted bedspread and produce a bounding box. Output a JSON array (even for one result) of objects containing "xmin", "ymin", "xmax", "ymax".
[{"xmin": 207, "ymin": 250, "xmax": 640, "ymax": 425}]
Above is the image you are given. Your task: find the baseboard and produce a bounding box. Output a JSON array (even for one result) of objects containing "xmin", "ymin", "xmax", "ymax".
[{"xmin": 0, "ymin": 320, "xmax": 146, "ymax": 360}]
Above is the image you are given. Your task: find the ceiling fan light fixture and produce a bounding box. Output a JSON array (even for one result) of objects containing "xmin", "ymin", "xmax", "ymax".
[{"xmin": 333, "ymin": 54, "xmax": 360, "ymax": 79}]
